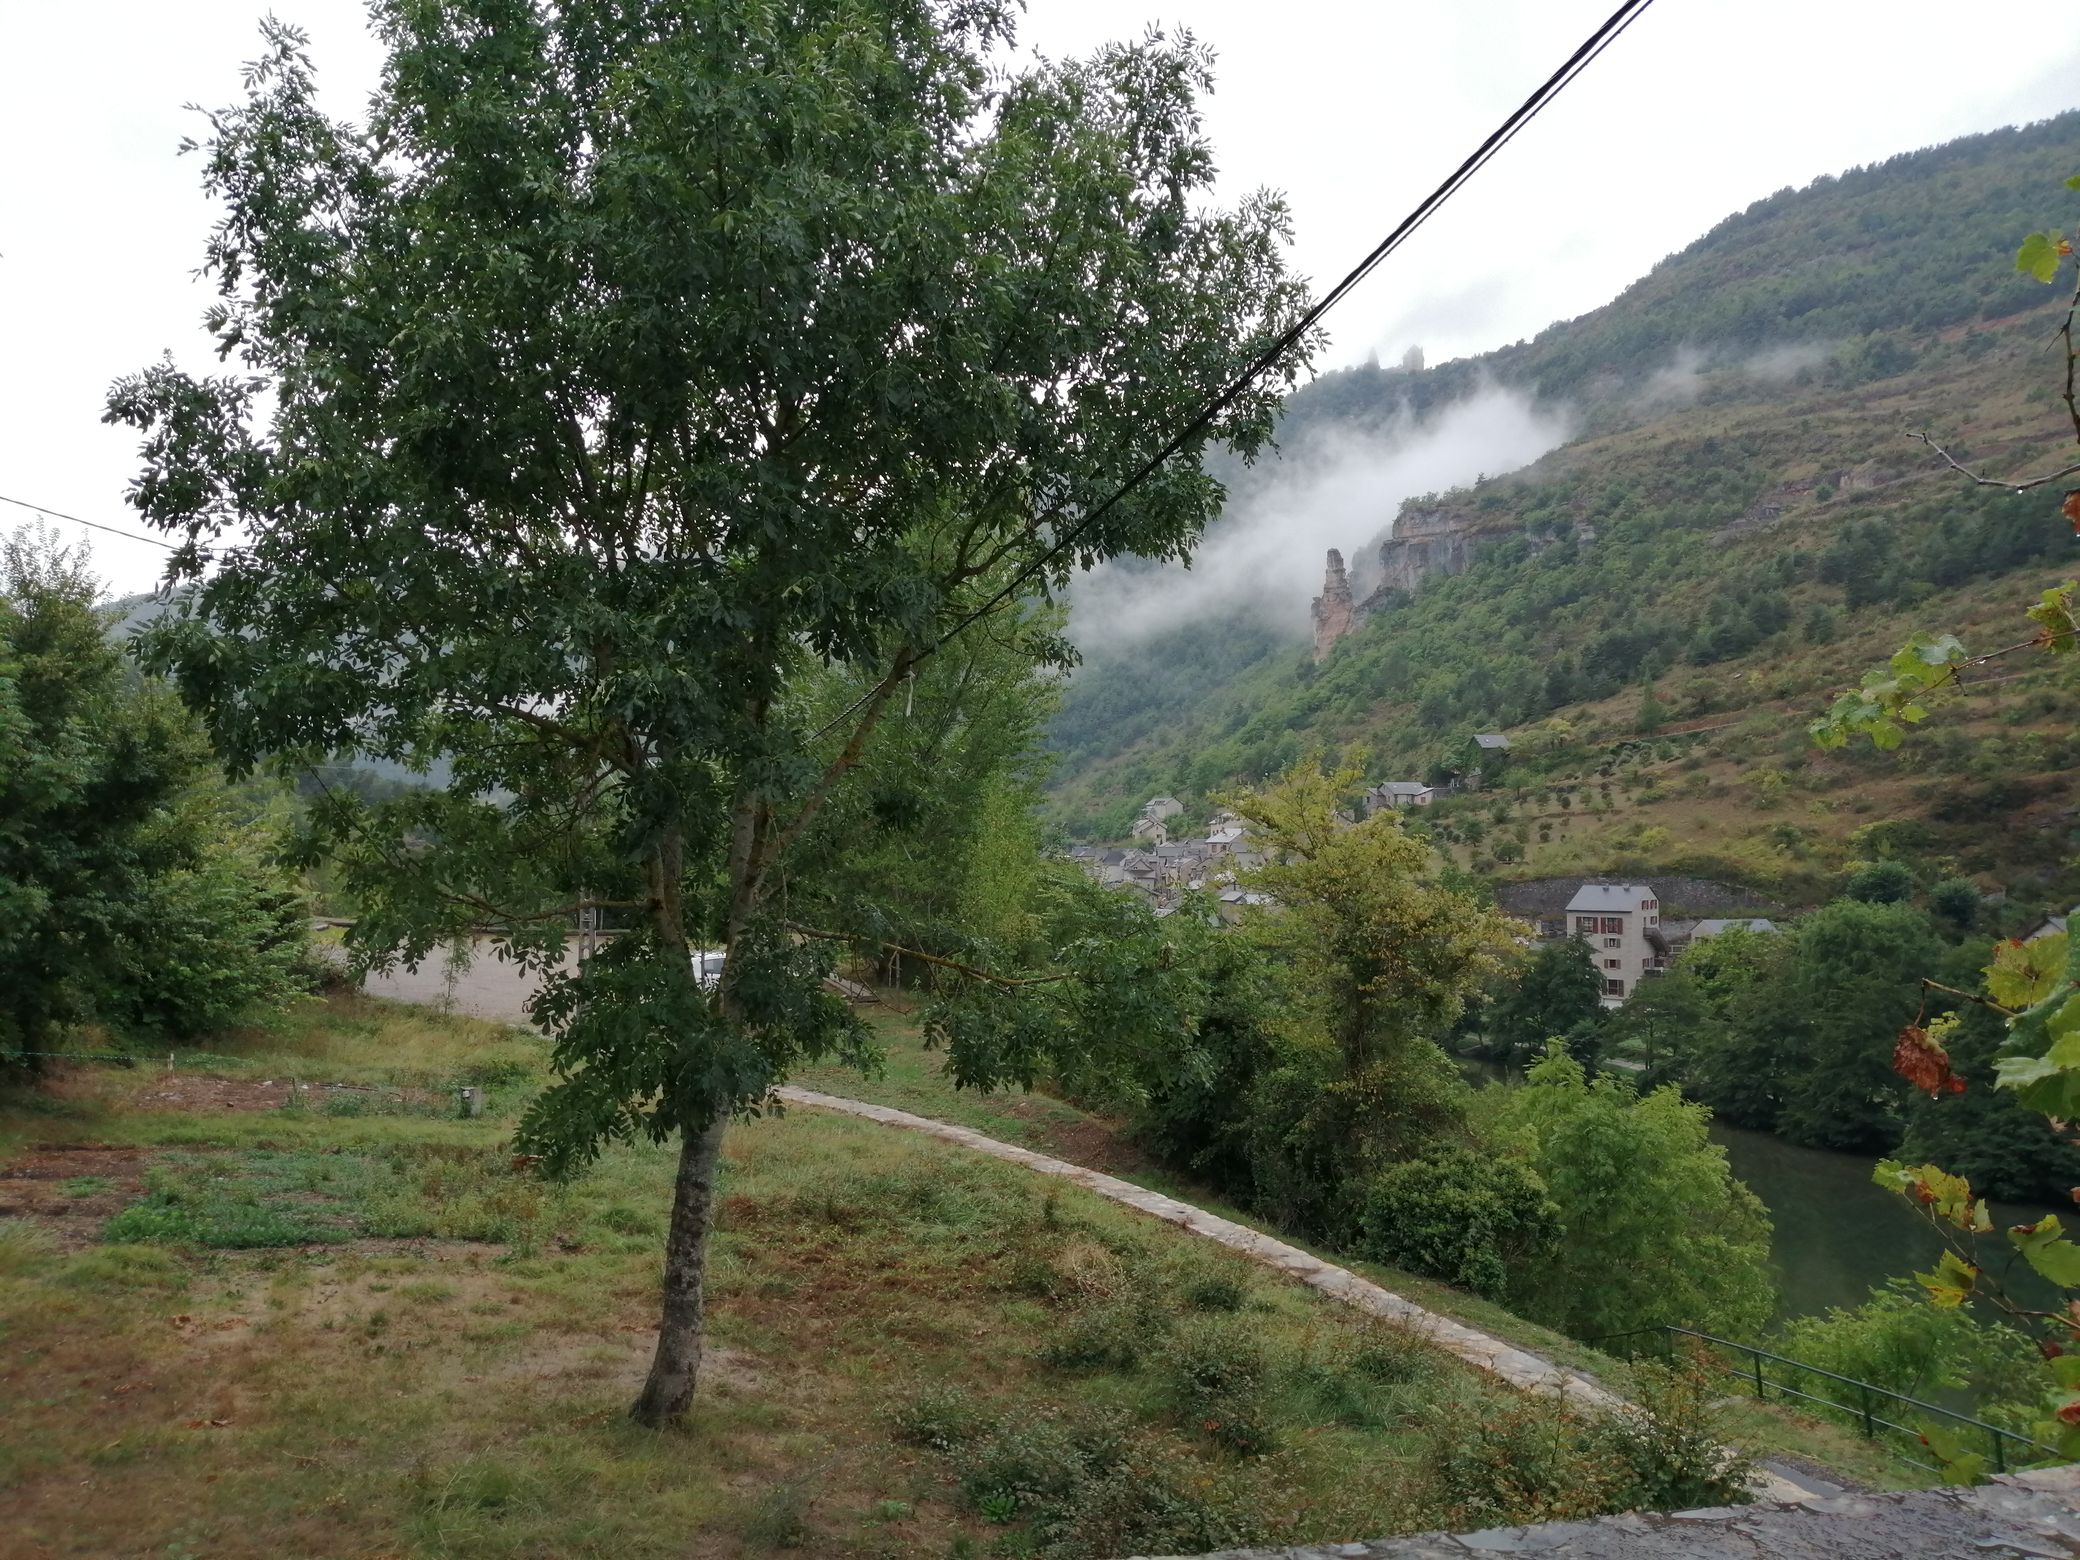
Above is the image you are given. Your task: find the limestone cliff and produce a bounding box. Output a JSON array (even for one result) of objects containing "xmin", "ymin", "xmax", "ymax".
[
  {"xmin": 1370, "ymin": 507, "xmax": 1488, "ymax": 600},
  {"xmin": 1310, "ymin": 549, "xmax": 1354, "ymax": 662}
]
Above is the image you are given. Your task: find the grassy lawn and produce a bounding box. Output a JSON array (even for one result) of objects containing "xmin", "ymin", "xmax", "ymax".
[{"xmin": 0, "ymin": 992, "xmax": 1790, "ymax": 1559}]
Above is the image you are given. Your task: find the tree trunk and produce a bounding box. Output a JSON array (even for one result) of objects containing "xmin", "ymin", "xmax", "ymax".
[{"xmin": 630, "ymin": 1106, "xmax": 730, "ymax": 1427}]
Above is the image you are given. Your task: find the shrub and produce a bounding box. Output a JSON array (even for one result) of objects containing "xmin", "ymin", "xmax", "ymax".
[
  {"xmin": 1842, "ymin": 858, "xmax": 1915, "ymax": 903},
  {"xmin": 1592, "ymin": 1358, "xmax": 1753, "ymax": 1510},
  {"xmin": 1039, "ymin": 1295, "xmax": 1167, "ymax": 1371},
  {"xmin": 1773, "ymin": 1280, "xmax": 2042, "ymax": 1430},
  {"xmin": 1164, "ymin": 1318, "xmax": 1277, "ymax": 1455},
  {"xmin": 1357, "ymin": 1147, "xmax": 1560, "ymax": 1301}
]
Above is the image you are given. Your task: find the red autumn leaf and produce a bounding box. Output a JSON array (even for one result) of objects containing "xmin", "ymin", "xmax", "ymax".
[
  {"xmin": 2058, "ymin": 1399, "xmax": 2080, "ymax": 1427},
  {"xmin": 1893, "ymin": 1025, "xmax": 1966, "ymax": 1097},
  {"xmin": 2064, "ymin": 490, "xmax": 2080, "ymax": 534}
]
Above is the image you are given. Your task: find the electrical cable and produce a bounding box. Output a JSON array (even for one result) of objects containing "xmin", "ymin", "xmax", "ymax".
[
  {"xmin": 0, "ymin": 490, "xmax": 176, "ymax": 549},
  {"xmin": 812, "ymin": 0, "xmax": 1656, "ymax": 741}
]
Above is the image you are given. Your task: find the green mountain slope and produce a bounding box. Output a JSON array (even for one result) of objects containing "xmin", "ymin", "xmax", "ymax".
[{"xmin": 1047, "ymin": 113, "xmax": 2080, "ymax": 907}]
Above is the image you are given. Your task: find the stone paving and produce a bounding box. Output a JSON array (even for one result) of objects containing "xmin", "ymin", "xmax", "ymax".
[{"xmin": 1156, "ymin": 1465, "xmax": 2080, "ymax": 1559}]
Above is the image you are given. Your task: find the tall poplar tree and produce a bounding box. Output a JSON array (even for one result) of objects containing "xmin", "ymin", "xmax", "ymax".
[{"xmin": 107, "ymin": 1, "xmax": 1309, "ymax": 1425}]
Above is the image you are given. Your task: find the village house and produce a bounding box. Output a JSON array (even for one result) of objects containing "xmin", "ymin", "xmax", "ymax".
[
  {"xmin": 2027, "ymin": 907, "xmax": 2074, "ymax": 943},
  {"xmin": 1565, "ymin": 881, "xmax": 1665, "ymax": 1007},
  {"xmin": 1691, "ymin": 917, "xmax": 1778, "ymax": 940},
  {"xmin": 1141, "ymin": 796, "xmax": 1185, "ymax": 822},
  {"xmin": 1364, "ymin": 780, "xmax": 1434, "ymax": 813},
  {"xmin": 1130, "ymin": 814, "xmax": 1168, "ymax": 847}
]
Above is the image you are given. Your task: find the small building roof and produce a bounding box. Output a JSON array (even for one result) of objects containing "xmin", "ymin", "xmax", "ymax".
[
  {"xmin": 1154, "ymin": 843, "xmax": 1200, "ymax": 859},
  {"xmin": 1566, "ymin": 882, "xmax": 1656, "ymax": 914},
  {"xmin": 1144, "ymin": 795, "xmax": 1182, "ymax": 809},
  {"xmin": 1473, "ymin": 733, "xmax": 1511, "ymax": 750},
  {"xmin": 2027, "ymin": 911, "xmax": 2072, "ymax": 942},
  {"xmin": 1372, "ymin": 780, "xmax": 1432, "ymax": 798},
  {"xmin": 1693, "ymin": 917, "xmax": 1778, "ymax": 937},
  {"xmin": 1207, "ymin": 825, "xmax": 1245, "ymax": 845}
]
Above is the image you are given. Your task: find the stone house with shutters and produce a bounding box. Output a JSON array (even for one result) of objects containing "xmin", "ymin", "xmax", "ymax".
[{"xmin": 1564, "ymin": 881, "xmax": 1665, "ymax": 1007}]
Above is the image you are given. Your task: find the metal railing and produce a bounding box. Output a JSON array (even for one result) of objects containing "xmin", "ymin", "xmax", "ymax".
[{"xmin": 1592, "ymin": 1324, "xmax": 2060, "ymax": 1476}]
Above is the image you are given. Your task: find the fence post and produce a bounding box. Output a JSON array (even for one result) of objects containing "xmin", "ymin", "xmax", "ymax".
[
  {"xmin": 1857, "ymin": 1381, "xmax": 1873, "ymax": 1439},
  {"xmin": 1750, "ymin": 1347, "xmax": 1765, "ymax": 1400},
  {"xmin": 1990, "ymin": 1425, "xmax": 2007, "ymax": 1475}
]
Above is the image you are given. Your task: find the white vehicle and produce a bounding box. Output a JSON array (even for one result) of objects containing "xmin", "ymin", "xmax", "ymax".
[{"xmin": 692, "ymin": 950, "xmax": 726, "ymax": 990}]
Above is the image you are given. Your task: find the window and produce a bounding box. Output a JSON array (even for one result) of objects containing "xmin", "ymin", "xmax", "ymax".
[
  {"xmin": 1605, "ymin": 979, "xmax": 1626, "ymax": 997},
  {"xmin": 1601, "ymin": 916, "xmax": 1624, "ymax": 934},
  {"xmin": 1647, "ymin": 915, "xmax": 1657, "ymax": 926},
  {"xmin": 1575, "ymin": 916, "xmax": 1598, "ymax": 934},
  {"xmin": 1604, "ymin": 937, "xmax": 1620, "ymax": 949},
  {"xmin": 1604, "ymin": 958, "xmax": 1620, "ymax": 970}
]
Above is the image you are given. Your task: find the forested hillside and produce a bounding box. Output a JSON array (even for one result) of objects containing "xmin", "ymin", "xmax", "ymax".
[{"xmin": 1049, "ymin": 113, "xmax": 2080, "ymax": 909}]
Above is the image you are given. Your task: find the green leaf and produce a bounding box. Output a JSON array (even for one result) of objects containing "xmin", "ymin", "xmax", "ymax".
[
  {"xmin": 2018, "ymin": 231, "xmax": 2065, "ymax": 283},
  {"xmin": 2011, "ymin": 1215, "xmax": 2080, "ymax": 1287},
  {"xmin": 1917, "ymin": 1248, "xmax": 1979, "ymax": 1308},
  {"xmin": 1918, "ymin": 1419, "xmax": 1990, "ymax": 1484},
  {"xmin": 1989, "ymin": 933, "xmax": 2067, "ymax": 1010},
  {"xmin": 2066, "ymin": 174, "xmax": 2080, "ymax": 190}
]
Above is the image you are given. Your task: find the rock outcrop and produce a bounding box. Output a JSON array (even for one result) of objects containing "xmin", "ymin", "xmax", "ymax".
[{"xmin": 1310, "ymin": 549, "xmax": 1355, "ymax": 662}]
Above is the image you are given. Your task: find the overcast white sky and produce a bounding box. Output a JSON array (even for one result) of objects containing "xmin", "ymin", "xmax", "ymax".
[{"xmin": 5, "ymin": 1, "xmax": 2079, "ymax": 596}]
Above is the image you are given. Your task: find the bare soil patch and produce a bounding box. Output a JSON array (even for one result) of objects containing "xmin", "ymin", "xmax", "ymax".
[
  {"xmin": 998, "ymin": 1097, "xmax": 1153, "ymax": 1175},
  {"xmin": 0, "ymin": 1143, "xmax": 150, "ymax": 1246}
]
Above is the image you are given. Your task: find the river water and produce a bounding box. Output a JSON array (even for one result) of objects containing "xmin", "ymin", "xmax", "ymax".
[{"xmin": 1711, "ymin": 1121, "xmax": 2058, "ymax": 1323}]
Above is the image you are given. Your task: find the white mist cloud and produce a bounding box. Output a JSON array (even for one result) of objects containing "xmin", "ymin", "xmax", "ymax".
[
  {"xmin": 1637, "ymin": 341, "xmax": 1837, "ymax": 407},
  {"xmin": 1066, "ymin": 385, "xmax": 1572, "ymax": 658}
]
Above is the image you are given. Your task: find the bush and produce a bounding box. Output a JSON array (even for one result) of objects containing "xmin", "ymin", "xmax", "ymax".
[
  {"xmin": 1593, "ymin": 1358, "xmax": 1753, "ymax": 1510},
  {"xmin": 1356, "ymin": 1147, "xmax": 1560, "ymax": 1302},
  {"xmin": 1417, "ymin": 1370, "xmax": 1748, "ymax": 1530},
  {"xmin": 1774, "ymin": 1280, "xmax": 2042, "ymax": 1430},
  {"xmin": 1039, "ymin": 1295, "xmax": 1167, "ymax": 1372},
  {"xmin": 1164, "ymin": 1318, "xmax": 1277, "ymax": 1455},
  {"xmin": 1842, "ymin": 858, "xmax": 1915, "ymax": 903}
]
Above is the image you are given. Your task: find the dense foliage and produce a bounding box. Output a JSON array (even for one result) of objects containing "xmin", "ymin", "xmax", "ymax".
[
  {"xmin": 1478, "ymin": 1054, "xmax": 1775, "ymax": 1342},
  {"xmin": 107, "ymin": 0, "xmax": 1310, "ymax": 1426},
  {"xmin": 0, "ymin": 527, "xmax": 307, "ymax": 1063}
]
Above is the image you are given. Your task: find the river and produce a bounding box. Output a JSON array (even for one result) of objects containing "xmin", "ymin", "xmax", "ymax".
[{"xmin": 1710, "ymin": 1120, "xmax": 2058, "ymax": 1323}]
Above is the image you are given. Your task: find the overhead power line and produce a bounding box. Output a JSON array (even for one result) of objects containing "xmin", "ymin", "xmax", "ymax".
[
  {"xmin": 815, "ymin": 0, "xmax": 1656, "ymax": 740},
  {"xmin": 0, "ymin": 491, "xmax": 176, "ymax": 550}
]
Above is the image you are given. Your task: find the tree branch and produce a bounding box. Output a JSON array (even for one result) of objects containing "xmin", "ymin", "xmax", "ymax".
[
  {"xmin": 783, "ymin": 921, "xmax": 1070, "ymax": 988},
  {"xmin": 1906, "ymin": 430, "xmax": 2080, "ymax": 493},
  {"xmin": 1921, "ymin": 978, "xmax": 2017, "ymax": 1017}
]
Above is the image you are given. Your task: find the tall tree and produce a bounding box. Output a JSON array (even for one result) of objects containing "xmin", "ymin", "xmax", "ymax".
[
  {"xmin": 1486, "ymin": 937, "xmax": 1604, "ymax": 1071},
  {"xmin": 106, "ymin": 2, "xmax": 1309, "ymax": 1426},
  {"xmin": 0, "ymin": 526, "xmax": 306, "ymax": 1063}
]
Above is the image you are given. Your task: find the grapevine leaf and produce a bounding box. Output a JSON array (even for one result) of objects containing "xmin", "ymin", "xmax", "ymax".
[
  {"xmin": 2029, "ymin": 583, "xmax": 2079, "ymax": 655},
  {"xmin": 2013, "ymin": 1215, "xmax": 2080, "ymax": 1287},
  {"xmin": 1893, "ymin": 1023, "xmax": 1966, "ymax": 1096},
  {"xmin": 2020, "ymin": 231, "xmax": 2066, "ymax": 283},
  {"xmin": 1917, "ymin": 1248, "xmax": 1980, "ymax": 1308},
  {"xmin": 2068, "ymin": 174, "xmax": 2080, "ymax": 190},
  {"xmin": 1989, "ymin": 933, "xmax": 2067, "ymax": 1010}
]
